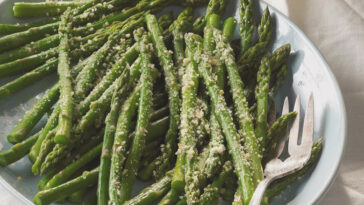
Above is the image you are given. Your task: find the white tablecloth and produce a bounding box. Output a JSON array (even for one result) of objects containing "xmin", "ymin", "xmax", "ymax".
[{"xmin": 1, "ymin": 0, "xmax": 364, "ymax": 204}]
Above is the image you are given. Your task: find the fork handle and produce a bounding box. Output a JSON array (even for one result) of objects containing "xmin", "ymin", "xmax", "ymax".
[{"xmin": 249, "ymin": 176, "xmax": 275, "ymax": 205}]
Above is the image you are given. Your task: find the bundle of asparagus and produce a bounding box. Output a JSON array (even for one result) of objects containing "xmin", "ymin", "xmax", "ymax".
[{"xmin": 0, "ymin": 0, "xmax": 323, "ymax": 204}]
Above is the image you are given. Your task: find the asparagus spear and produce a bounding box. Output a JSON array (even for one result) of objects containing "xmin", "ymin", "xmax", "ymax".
[
  {"xmin": 0, "ymin": 131, "xmax": 40, "ymax": 166},
  {"xmin": 158, "ymin": 12, "xmax": 175, "ymax": 30},
  {"xmin": 0, "ymin": 59, "xmax": 57, "ymax": 101},
  {"xmin": 200, "ymin": 161, "xmax": 233, "ymax": 205},
  {"xmin": 255, "ymin": 56, "xmax": 271, "ymax": 149},
  {"xmin": 146, "ymin": 14, "xmax": 181, "ymax": 179},
  {"xmin": 176, "ymin": 35, "xmax": 201, "ymax": 205},
  {"xmin": 74, "ymin": 33, "xmax": 121, "ymax": 102},
  {"xmin": 69, "ymin": 188, "xmax": 87, "ymax": 203},
  {"xmin": 169, "ymin": 7, "xmax": 194, "ymax": 82},
  {"xmin": 258, "ymin": 7, "xmax": 273, "ymax": 44},
  {"xmin": 118, "ymin": 27, "xmax": 155, "ymax": 203},
  {"xmin": 6, "ymin": 84, "xmax": 59, "ymax": 144},
  {"xmin": 38, "ymin": 130, "xmax": 104, "ymax": 190},
  {"xmin": 239, "ymin": 0, "xmax": 254, "ymax": 55},
  {"xmin": 33, "ymin": 167, "xmax": 99, "ymax": 205},
  {"xmin": 97, "ymin": 62, "xmax": 126, "ymax": 205},
  {"xmin": 0, "ymin": 34, "xmax": 59, "ymax": 64},
  {"xmin": 124, "ymin": 170, "xmax": 174, "ymax": 205},
  {"xmin": 44, "ymin": 143, "xmax": 102, "ymax": 189},
  {"xmin": 270, "ymin": 64, "xmax": 287, "ymax": 97},
  {"xmin": 32, "ymin": 129, "xmax": 57, "ymax": 175},
  {"xmin": 264, "ymin": 112, "xmax": 296, "ymax": 158},
  {"xmin": 0, "ymin": 2, "xmax": 138, "ymax": 53},
  {"xmin": 187, "ymin": 33, "xmax": 254, "ymax": 204},
  {"xmin": 203, "ymin": 17, "xmax": 236, "ymax": 178},
  {"xmin": 214, "ymin": 27, "xmax": 264, "ymax": 184},
  {"xmin": 0, "ymin": 22, "xmax": 59, "ymax": 53},
  {"xmin": 192, "ymin": 0, "xmax": 230, "ymax": 33},
  {"xmin": 13, "ymin": 1, "xmax": 84, "ymax": 18},
  {"xmin": 54, "ymin": 10, "xmax": 73, "ymax": 145},
  {"xmin": 109, "ymin": 86, "xmax": 141, "ymax": 203},
  {"xmin": 40, "ymin": 128, "xmax": 104, "ymax": 175},
  {"xmin": 0, "ymin": 47, "xmax": 58, "ymax": 78},
  {"xmin": 77, "ymin": 44, "xmax": 138, "ymax": 116},
  {"xmin": 0, "ymin": 18, "xmax": 58, "ymax": 35},
  {"xmin": 270, "ymin": 44, "xmax": 291, "ymax": 72}
]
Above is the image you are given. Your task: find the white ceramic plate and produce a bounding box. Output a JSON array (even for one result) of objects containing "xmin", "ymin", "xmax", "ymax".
[{"xmin": 0, "ymin": 0, "xmax": 346, "ymax": 204}]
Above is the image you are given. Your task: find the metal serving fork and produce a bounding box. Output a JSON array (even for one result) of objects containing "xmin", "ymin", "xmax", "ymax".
[{"xmin": 249, "ymin": 94, "xmax": 314, "ymax": 205}]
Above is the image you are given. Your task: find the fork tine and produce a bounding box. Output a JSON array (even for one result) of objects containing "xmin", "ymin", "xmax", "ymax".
[
  {"xmin": 300, "ymin": 93, "xmax": 314, "ymax": 156},
  {"xmin": 274, "ymin": 97, "xmax": 290, "ymax": 158},
  {"xmin": 288, "ymin": 96, "xmax": 301, "ymax": 155}
]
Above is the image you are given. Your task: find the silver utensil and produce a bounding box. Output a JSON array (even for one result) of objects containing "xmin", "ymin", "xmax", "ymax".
[{"xmin": 249, "ymin": 94, "xmax": 314, "ymax": 205}]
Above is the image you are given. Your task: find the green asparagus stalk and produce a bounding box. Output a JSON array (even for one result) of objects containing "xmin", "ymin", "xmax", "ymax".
[
  {"xmin": 255, "ymin": 56, "xmax": 271, "ymax": 149},
  {"xmin": 33, "ymin": 167, "xmax": 99, "ymax": 205},
  {"xmin": 69, "ymin": 188, "xmax": 87, "ymax": 203},
  {"xmin": 0, "ymin": 131, "xmax": 40, "ymax": 166},
  {"xmin": 192, "ymin": 0, "xmax": 230, "ymax": 33},
  {"xmin": 74, "ymin": 34, "xmax": 121, "ymax": 102},
  {"xmin": 203, "ymin": 17, "xmax": 236, "ymax": 178},
  {"xmin": 264, "ymin": 112, "xmax": 296, "ymax": 158},
  {"xmin": 0, "ymin": 22, "xmax": 59, "ymax": 53},
  {"xmin": 146, "ymin": 13, "xmax": 181, "ymax": 182},
  {"xmin": 54, "ymin": 10, "xmax": 73, "ymax": 145},
  {"xmin": 158, "ymin": 189, "xmax": 181, "ymax": 205},
  {"xmin": 28, "ymin": 104, "xmax": 60, "ymax": 163},
  {"xmin": 158, "ymin": 12, "xmax": 175, "ymax": 30},
  {"xmin": 13, "ymin": 1, "xmax": 84, "ymax": 18},
  {"xmin": 222, "ymin": 17, "xmax": 237, "ymax": 41},
  {"xmin": 6, "ymin": 84, "xmax": 59, "ymax": 144},
  {"xmin": 76, "ymin": 74, "xmax": 129, "ymax": 133},
  {"xmin": 0, "ymin": 34, "xmax": 59, "ymax": 64},
  {"xmin": 0, "ymin": 59, "xmax": 57, "ymax": 101},
  {"xmin": 0, "ymin": 47, "xmax": 57, "ymax": 78},
  {"xmin": 0, "ymin": 2, "xmax": 138, "ymax": 53},
  {"xmin": 38, "ymin": 130, "xmax": 104, "ymax": 190},
  {"xmin": 239, "ymin": 0, "xmax": 254, "ymax": 55},
  {"xmin": 258, "ymin": 6, "xmax": 273, "ymax": 44},
  {"xmin": 124, "ymin": 170, "xmax": 174, "ymax": 205},
  {"xmin": 151, "ymin": 9, "xmax": 195, "ymax": 180},
  {"xmin": 0, "ymin": 18, "xmax": 58, "ymax": 35},
  {"xmin": 176, "ymin": 35, "xmax": 201, "ymax": 205},
  {"xmin": 97, "ymin": 63, "xmax": 126, "ymax": 205},
  {"xmin": 187, "ymin": 33, "xmax": 254, "ymax": 204},
  {"xmin": 118, "ymin": 28, "xmax": 155, "ymax": 203},
  {"xmin": 77, "ymin": 44, "xmax": 138, "ymax": 116},
  {"xmin": 32, "ymin": 129, "xmax": 56, "ymax": 175},
  {"xmin": 38, "ymin": 170, "xmax": 56, "ymax": 191},
  {"xmin": 40, "ymin": 128, "xmax": 104, "ymax": 175},
  {"xmin": 214, "ymin": 28, "xmax": 264, "ymax": 185},
  {"xmin": 44, "ymin": 143, "xmax": 102, "ymax": 189},
  {"xmin": 270, "ymin": 64, "xmax": 287, "ymax": 97},
  {"xmin": 109, "ymin": 85, "xmax": 141, "ymax": 203},
  {"xmin": 200, "ymin": 161, "xmax": 233, "ymax": 205},
  {"xmin": 270, "ymin": 44, "xmax": 291, "ymax": 72},
  {"xmin": 169, "ymin": 7, "xmax": 194, "ymax": 82}
]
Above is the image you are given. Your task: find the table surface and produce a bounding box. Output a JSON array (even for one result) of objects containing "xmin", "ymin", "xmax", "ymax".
[{"xmin": 1, "ymin": 0, "xmax": 364, "ymax": 204}]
